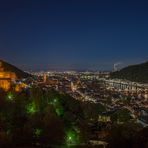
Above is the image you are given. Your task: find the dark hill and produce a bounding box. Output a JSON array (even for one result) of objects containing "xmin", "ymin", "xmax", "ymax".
[
  {"xmin": 110, "ymin": 61, "xmax": 148, "ymax": 83},
  {"xmin": 0, "ymin": 60, "xmax": 31, "ymax": 79}
]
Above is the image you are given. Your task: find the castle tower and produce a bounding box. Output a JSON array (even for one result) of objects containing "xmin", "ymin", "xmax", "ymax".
[
  {"xmin": 71, "ymin": 82, "xmax": 77, "ymax": 92},
  {"xmin": 43, "ymin": 72, "xmax": 47, "ymax": 83}
]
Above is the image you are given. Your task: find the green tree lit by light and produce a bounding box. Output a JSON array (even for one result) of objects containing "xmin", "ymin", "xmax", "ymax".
[
  {"xmin": 48, "ymin": 98, "xmax": 58, "ymax": 105},
  {"xmin": 55, "ymin": 107, "xmax": 64, "ymax": 116},
  {"xmin": 33, "ymin": 128, "xmax": 42, "ymax": 138},
  {"xmin": 26, "ymin": 102, "xmax": 36, "ymax": 114},
  {"xmin": 6, "ymin": 129, "xmax": 11, "ymax": 135},
  {"xmin": 54, "ymin": 98, "xmax": 57, "ymax": 103},
  {"xmin": 66, "ymin": 129, "xmax": 79, "ymax": 146},
  {"xmin": 6, "ymin": 92, "xmax": 14, "ymax": 101},
  {"xmin": 48, "ymin": 98, "xmax": 64, "ymax": 116},
  {"xmin": 52, "ymin": 98, "xmax": 59, "ymax": 106}
]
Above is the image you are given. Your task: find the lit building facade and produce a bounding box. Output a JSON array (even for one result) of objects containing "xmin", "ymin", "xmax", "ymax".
[{"xmin": 0, "ymin": 62, "xmax": 17, "ymax": 91}]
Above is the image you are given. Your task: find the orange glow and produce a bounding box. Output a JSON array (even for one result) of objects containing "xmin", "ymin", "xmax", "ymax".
[
  {"xmin": 43, "ymin": 73, "xmax": 47, "ymax": 82},
  {"xmin": 15, "ymin": 83, "xmax": 27, "ymax": 92},
  {"xmin": 0, "ymin": 62, "xmax": 17, "ymax": 91},
  {"xmin": 0, "ymin": 72, "xmax": 17, "ymax": 80},
  {"xmin": 0, "ymin": 79, "xmax": 11, "ymax": 91}
]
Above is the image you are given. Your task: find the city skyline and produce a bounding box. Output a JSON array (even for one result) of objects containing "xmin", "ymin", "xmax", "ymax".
[{"xmin": 1, "ymin": 0, "xmax": 148, "ymax": 70}]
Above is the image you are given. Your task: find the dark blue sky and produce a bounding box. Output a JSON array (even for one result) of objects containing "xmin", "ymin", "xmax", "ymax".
[{"xmin": 0, "ymin": 0, "xmax": 148, "ymax": 71}]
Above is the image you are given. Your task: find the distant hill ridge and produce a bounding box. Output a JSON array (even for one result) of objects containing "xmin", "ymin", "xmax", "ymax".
[
  {"xmin": 110, "ymin": 61, "xmax": 148, "ymax": 83},
  {"xmin": 0, "ymin": 60, "xmax": 30, "ymax": 78}
]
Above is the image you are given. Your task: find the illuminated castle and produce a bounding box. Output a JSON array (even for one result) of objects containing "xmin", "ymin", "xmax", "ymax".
[{"xmin": 0, "ymin": 61, "xmax": 17, "ymax": 91}]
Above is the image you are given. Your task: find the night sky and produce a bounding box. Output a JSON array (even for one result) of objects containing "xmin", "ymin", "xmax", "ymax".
[{"xmin": 0, "ymin": 0, "xmax": 148, "ymax": 71}]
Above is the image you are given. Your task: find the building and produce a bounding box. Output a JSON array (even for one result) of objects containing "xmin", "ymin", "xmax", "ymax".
[
  {"xmin": 43, "ymin": 72, "xmax": 47, "ymax": 83},
  {"xmin": 98, "ymin": 115, "xmax": 111, "ymax": 122},
  {"xmin": 0, "ymin": 61, "xmax": 17, "ymax": 91}
]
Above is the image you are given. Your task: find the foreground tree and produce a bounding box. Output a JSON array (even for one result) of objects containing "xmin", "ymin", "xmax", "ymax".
[{"xmin": 107, "ymin": 122, "xmax": 142, "ymax": 148}]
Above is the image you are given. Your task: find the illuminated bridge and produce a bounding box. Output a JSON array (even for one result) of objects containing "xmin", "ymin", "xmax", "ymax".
[{"xmin": 103, "ymin": 79, "xmax": 148, "ymax": 92}]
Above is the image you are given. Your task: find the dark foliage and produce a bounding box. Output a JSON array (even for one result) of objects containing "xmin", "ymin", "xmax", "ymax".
[
  {"xmin": 110, "ymin": 61, "xmax": 148, "ymax": 83},
  {"xmin": 0, "ymin": 87, "xmax": 94, "ymax": 147},
  {"xmin": 107, "ymin": 122, "xmax": 147, "ymax": 148}
]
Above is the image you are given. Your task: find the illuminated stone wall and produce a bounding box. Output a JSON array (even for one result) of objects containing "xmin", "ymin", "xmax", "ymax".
[
  {"xmin": 0, "ymin": 72, "xmax": 16, "ymax": 91},
  {"xmin": 0, "ymin": 79, "xmax": 11, "ymax": 91},
  {"xmin": 0, "ymin": 72, "xmax": 17, "ymax": 80},
  {"xmin": 0, "ymin": 62, "xmax": 17, "ymax": 91}
]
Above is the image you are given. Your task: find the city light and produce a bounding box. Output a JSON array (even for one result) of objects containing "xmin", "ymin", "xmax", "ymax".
[{"xmin": 0, "ymin": 0, "xmax": 148, "ymax": 147}]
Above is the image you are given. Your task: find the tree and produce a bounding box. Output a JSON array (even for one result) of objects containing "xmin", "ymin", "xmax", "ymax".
[
  {"xmin": 132, "ymin": 127, "xmax": 148, "ymax": 148},
  {"xmin": 107, "ymin": 122, "xmax": 142, "ymax": 148},
  {"xmin": 82, "ymin": 102, "xmax": 106, "ymax": 121},
  {"xmin": 111, "ymin": 109, "xmax": 131, "ymax": 123}
]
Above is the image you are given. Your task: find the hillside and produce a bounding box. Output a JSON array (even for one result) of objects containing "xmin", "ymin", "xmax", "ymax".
[
  {"xmin": 110, "ymin": 61, "xmax": 148, "ymax": 83},
  {"xmin": 0, "ymin": 60, "xmax": 30, "ymax": 78}
]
